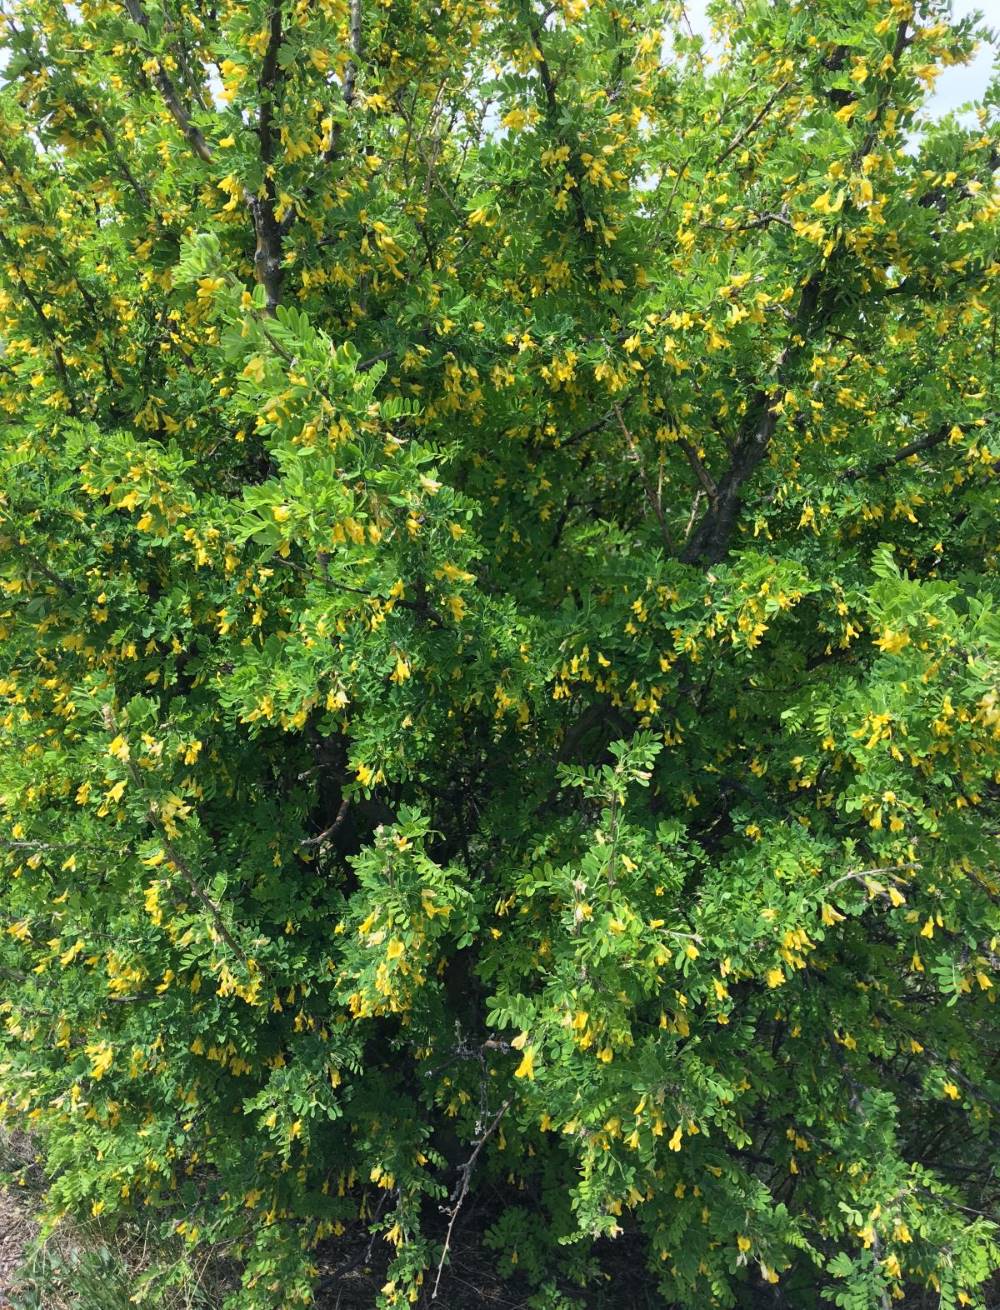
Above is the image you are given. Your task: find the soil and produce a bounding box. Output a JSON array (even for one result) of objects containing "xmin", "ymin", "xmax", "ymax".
[{"xmin": 0, "ymin": 1184, "xmax": 35, "ymax": 1308}]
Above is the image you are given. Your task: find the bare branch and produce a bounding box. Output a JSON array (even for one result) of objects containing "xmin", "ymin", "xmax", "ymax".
[
  {"xmin": 432, "ymin": 1098, "xmax": 511, "ymax": 1299},
  {"xmin": 299, "ymin": 797, "xmax": 350, "ymax": 849}
]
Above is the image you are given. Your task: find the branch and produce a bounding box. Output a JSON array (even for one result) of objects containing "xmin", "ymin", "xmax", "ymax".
[
  {"xmin": 822, "ymin": 863, "xmax": 920, "ymax": 894},
  {"xmin": 681, "ymin": 20, "xmax": 914, "ymax": 566},
  {"xmin": 521, "ymin": 1, "xmax": 595, "ymax": 254},
  {"xmin": 153, "ymin": 826, "xmax": 248, "ymax": 962},
  {"xmin": 252, "ymin": 1, "xmax": 287, "ymax": 314},
  {"xmin": 614, "ymin": 405, "xmax": 673, "ymax": 551},
  {"xmin": 857, "ymin": 20, "xmax": 911, "ymax": 160},
  {"xmin": 344, "ymin": 0, "xmax": 363, "ymax": 111},
  {"xmin": 681, "ymin": 274, "xmax": 822, "ymax": 565},
  {"xmin": 0, "ymin": 231, "xmax": 78, "ymax": 414},
  {"xmin": 320, "ymin": 0, "xmax": 364, "ymax": 165},
  {"xmin": 271, "ymin": 555, "xmax": 446, "ymax": 626},
  {"xmin": 559, "ymin": 408, "xmax": 615, "ymax": 448},
  {"xmin": 713, "ymin": 81, "xmax": 789, "ymax": 169},
  {"xmin": 121, "ymin": 0, "xmax": 215, "ymax": 163},
  {"xmin": 677, "ymin": 437, "xmax": 718, "ymax": 501},
  {"xmin": 70, "ymin": 94, "xmax": 151, "ymax": 209},
  {"xmin": 682, "ymin": 488, "xmax": 703, "ymax": 547},
  {"xmin": 299, "ymin": 796, "xmax": 350, "ymax": 849},
  {"xmin": 701, "ymin": 210, "xmax": 792, "ymax": 234},
  {"xmin": 432, "ymin": 1098, "xmax": 511, "ymax": 1299},
  {"xmin": 843, "ymin": 425, "xmax": 951, "ymax": 482},
  {"xmin": 122, "ymin": 0, "xmax": 288, "ymax": 313}
]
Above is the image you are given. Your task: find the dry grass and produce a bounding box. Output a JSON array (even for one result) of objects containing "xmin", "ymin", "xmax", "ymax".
[
  {"xmin": 0, "ymin": 1132, "xmax": 38, "ymax": 1309},
  {"xmin": 0, "ymin": 1187, "xmax": 36, "ymax": 1308},
  {"xmin": 0, "ymin": 1131, "xmax": 233, "ymax": 1310}
]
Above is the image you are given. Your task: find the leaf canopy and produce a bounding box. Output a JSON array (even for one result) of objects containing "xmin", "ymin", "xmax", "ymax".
[{"xmin": 0, "ymin": 0, "xmax": 998, "ymax": 1306}]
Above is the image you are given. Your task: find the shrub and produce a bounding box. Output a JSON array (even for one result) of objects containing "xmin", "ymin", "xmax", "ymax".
[{"xmin": 0, "ymin": 0, "xmax": 998, "ymax": 1305}]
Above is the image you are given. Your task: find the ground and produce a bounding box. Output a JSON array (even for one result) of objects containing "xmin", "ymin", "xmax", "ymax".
[{"xmin": 0, "ymin": 1183, "xmax": 35, "ymax": 1308}]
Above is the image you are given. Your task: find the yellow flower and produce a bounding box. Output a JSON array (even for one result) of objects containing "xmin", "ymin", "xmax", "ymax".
[
  {"xmin": 812, "ymin": 188, "xmax": 845, "ymax": 214},
  {"xmin": 875, "ymin": 628, "xmax": 910, "ymax": 655},
  {"xmin": 108, "ymin": 734, "xmax": 130, "ymax": 761},
  {"xmin": 59, "ymin": 939, "xmax": 85, "ymax": 966},
  {"xmin": 514, "ymin": 1047, "xmax": 535, "ymax": 1080},
  {"xmin": 86, "ymin": 1042, "xmax": 114, "ymax": 1080},
  {"xmin": 390, "ymin": 655, "xmax": 411, "ymax": 684},
  {"xmin": 501, "ymin": 108, "xmax": 530, "ymax": 132}
]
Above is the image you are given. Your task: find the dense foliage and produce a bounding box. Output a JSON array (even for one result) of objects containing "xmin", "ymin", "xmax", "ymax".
[{"xmin": 0, "ymin": 0, "xmax": 998, "ymax": 1305}]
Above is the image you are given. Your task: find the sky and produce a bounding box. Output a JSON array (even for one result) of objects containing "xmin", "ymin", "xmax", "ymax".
[
  {"xmin": 922, "ymin": 1, "xmax": 997, "ymax": 117},
  {"xmin": 680, "ymin": 0, "xmax": 998, "ymax": 120}
]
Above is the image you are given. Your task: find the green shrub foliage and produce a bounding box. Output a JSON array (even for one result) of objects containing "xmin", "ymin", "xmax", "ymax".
[{"xmin": 0, "ymin": 0, "xmax": 998, "ymax": 1304}]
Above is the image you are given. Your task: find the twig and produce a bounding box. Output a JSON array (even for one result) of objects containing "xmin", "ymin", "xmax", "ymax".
[
  {"xmin": 432, "ymin": 1098, "xmax": 511, "ymax": 1299},
  {"xmin": 300, "ymin": 797, "xmax": 350, "ymax": 848},
  {"xmin": 613, "ymin": 405, "xmax": 672, "ymax": 551},
  {"xmin": 682, "ymin": 489, "xmax": 703, "ymax": 546},
  {"xmin": 823, "ymin": 863, "xmax": 920, "ymax": 894},
  {"xmin": 120, "ymin": 0, "xmax": 215, "ymax": 164},
  {"xmin": 713, "ymin": 81, "xmax": 789, "ymax": 168},
  {"xmin": 843, "ymin": 424, "xmax": 960, "ymax": 482}
]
